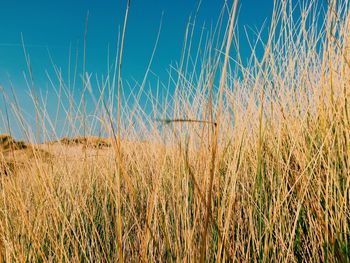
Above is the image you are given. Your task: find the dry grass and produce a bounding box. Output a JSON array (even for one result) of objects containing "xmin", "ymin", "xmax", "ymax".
[{"xmin": 0, "ymin": 0, "xmax": 350, "ymax": 261}]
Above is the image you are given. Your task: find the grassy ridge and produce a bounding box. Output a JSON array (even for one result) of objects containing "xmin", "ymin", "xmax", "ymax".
[{"xmin": 0, "ymin": 0, "xmax": 350, "ymax": 261}]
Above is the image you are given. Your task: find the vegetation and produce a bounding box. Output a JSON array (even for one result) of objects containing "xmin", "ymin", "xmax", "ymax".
[{"xmin": 0, "ymin": 0, "xmax": 349, "ymax": 261}]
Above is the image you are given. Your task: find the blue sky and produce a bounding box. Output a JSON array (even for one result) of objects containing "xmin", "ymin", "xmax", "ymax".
[
  {"xmin": 4, "ymin": 0, "xmax": 323, "ymax": 138},
  {"xmin": 0, "ymin": 0, "xmax": 275, "ymax": 88}
]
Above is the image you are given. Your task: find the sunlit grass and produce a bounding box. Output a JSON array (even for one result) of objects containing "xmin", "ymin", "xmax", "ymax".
[{"xmin": 0, "ymin": 0, "xmax": 349, "ymax": 261}]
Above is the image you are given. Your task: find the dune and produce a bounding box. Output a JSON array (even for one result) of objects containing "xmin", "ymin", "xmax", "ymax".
[
  {"xmin": 0, "ymin": 134, "xmax": 52, "ymax": 175},
  {"xmin": 0, "ymin": 134, "xmax": 27, "ymax": 152},
  {"xmin": 54, "ymin": 136, "xmax": 112, "ymax": 149}
]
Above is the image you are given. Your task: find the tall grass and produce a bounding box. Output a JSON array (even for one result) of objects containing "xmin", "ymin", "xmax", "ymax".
[{"xmin": 0, "ymin": 0, "xmax": 350, "ymax": 261}]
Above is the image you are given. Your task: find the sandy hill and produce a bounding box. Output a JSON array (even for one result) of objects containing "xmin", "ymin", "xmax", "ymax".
[
  {"xmin": 54, "ymin": 136, "xmax": 112, "ymax": 149},
  {"xmin": 0, "ymin": 134, "xmax": 27, "ymax": 152},
  {"xmin": 0, "ymin": 134, "xmax": 51, "ymax": 175},
  {"xmin": 0, "ymin": 134, "xmax": 113, "ymax": 176}
]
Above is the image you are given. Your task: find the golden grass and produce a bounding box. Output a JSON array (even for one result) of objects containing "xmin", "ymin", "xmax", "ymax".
[{"xmin": 0, "ymin": 0, "xmax": 350, "ymax": 261}]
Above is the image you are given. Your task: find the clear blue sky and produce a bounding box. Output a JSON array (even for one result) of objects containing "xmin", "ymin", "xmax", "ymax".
[
  {"xmin": 0, "ymin": 0, "xmax": 327, "ymax": 138},
  {"xmin": 0, "ymin": 0, "xmax": 275, "ymax": 88}
]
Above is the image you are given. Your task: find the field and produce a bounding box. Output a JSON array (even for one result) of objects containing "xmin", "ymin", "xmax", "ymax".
[{"xmin": 0, "ymin": 0, "xmax": 350, "ymax": 262}]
